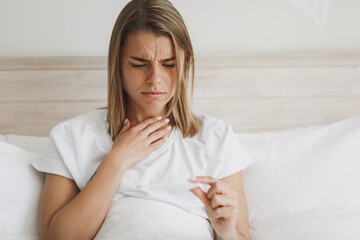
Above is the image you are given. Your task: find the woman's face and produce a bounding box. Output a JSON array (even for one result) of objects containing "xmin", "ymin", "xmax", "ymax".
[{"xmin": 120, "ymin": 31, "xmax": 183, "ymax": 116}]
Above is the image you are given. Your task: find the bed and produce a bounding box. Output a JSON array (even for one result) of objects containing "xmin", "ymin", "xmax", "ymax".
[{"xmin": 1, "ymin": 53, "xmax": 360, "ymax": 240}]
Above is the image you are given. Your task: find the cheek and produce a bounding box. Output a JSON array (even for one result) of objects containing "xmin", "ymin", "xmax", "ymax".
[
  {"xmin": 167, "ymin": 70, "xmax": 178, "ymax": 91},
  {"xmin": 121, "ymin": 68, "xmax": 143, "ymax": 93},
  {"xmin": 120, "ymin": 71, "xmax": 131, "ymax": 94},
  {"xmin": 165, "ymin": 76, "xmax": 176, "ymax": 97}
]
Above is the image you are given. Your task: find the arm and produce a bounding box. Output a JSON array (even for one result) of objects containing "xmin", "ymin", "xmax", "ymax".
[
  {"xmin": 39, "ymin": 116, "xmax": 171, "ymax": 240},
  {"xmin": 219, "ymin": 171, "xmax": 250, "ymax": 240},
  {"xmin": 39, "ymin": 152, "xmax": 126, "ymax": 240}
]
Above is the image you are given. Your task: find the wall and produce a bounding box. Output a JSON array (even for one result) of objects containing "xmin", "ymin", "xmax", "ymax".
[{"xmin": 0, "ymin": 0, "xmax": 359, "ymax": 56}]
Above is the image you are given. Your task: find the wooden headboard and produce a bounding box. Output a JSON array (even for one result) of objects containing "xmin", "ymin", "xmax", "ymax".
[{"xmin": 1, "ymin": 53, "xmax": 360, "ymax": 136}]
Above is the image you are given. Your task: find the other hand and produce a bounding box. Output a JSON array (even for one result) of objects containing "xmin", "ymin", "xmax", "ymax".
[{"xmin": 189, "ymin": 176, "xmax": 239, "ymax": 239}]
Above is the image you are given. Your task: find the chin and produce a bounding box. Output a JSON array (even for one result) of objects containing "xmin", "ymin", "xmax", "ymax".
[{"xmin": 142, "ymin": 100, "xmax": 169, "ymax": 112}]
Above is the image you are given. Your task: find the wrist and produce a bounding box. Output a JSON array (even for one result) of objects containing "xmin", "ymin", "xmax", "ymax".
[
  {"xmin": 105, "ymin": 151, "xmax": 128, "ymax": 175},
  {"xmin": 221, "ymin": 229, "xmax": 247, "ymax": 240}
]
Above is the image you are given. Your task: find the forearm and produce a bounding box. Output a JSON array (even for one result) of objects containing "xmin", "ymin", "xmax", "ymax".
[{"xmin": 45, "ymin": 152, "xmax": 126, "ymax": 240}]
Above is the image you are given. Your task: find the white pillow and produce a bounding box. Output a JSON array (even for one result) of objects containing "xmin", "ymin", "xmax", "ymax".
[
  {"xmin": 249, "ymin": 209, "xmax": 360, "ymax": 240},
  {"xmin": 0, "ymin": 234, "xmax": 40, "ymax": 240},
  {"xmin": 238, "ymin": 125, "xmax": 322, "ymax": 140},
  {"xmin": 0, "ymin": 142, "xmax": 45, "ymax": 234},
  {"xmin": 0, "ymin": 134, "xmax": 49, "ymax": 154},
  {"xmin": 238, "ymin": 115, "xmax": 360, "ymax": 225}
]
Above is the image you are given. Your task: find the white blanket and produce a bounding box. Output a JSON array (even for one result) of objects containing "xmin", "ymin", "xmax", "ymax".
[{"xmin": 94, "ymin": 196, "xmax": 214, "ymax": 240}]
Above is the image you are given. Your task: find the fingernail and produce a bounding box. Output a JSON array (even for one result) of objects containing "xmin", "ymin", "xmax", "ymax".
[
  {"xmin": 190, "ymin": 176, "xmax": 197, "ymax": 181},
  {"xmin": 166, "ymin": 126, "xmax": 171, "ymax": 130},
  {"xmin": 164, "ymin": 118, "xmax": 170, "ymax": 123},
  {"xmin": 157, "ymin": 116, "xmax": 162, "ymax": 120},
  {"xmin": 165, "ymin": 137, "xmax": 169, "ymax": 141},
  {"xmin": 124, "ymin": 119, "xmax": 128, "ymax": 124}
]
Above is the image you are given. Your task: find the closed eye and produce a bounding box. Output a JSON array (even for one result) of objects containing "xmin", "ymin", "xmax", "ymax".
[
  {"xmin": 130, "ymin": 63, "xmax": 146, "ymax": 68},
  {"xmin": 163, "ymin": 64, "xmax": 175, "ymax": 68},
  {"xmin": 130, "ymin": 63, "xmax": 175, "ymax": 68}
]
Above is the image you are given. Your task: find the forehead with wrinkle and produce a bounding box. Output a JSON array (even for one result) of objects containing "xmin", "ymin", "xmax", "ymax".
[{"xmin": 123, "ymin": 32, "xmax": 175, "ymax": 61}]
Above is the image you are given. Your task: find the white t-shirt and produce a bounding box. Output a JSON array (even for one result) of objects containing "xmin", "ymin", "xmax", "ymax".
[{"xmin": 31, "ymin": 109, "xmax": 252, "ymax": 223}]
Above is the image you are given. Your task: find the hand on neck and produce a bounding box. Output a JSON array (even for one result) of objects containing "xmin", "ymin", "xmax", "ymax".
[
  {"xmin": 125, "ymin": 105, "xmax": 173, "ymax": 139},
  {"xmin": 126, "ymin": 108, "xmax": 168, "ymax": 126}
]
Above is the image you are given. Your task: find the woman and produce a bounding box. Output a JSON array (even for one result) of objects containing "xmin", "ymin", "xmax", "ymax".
[{"xmin": 31, "ymin": 0, "xmax": 253, "ymax": 239}]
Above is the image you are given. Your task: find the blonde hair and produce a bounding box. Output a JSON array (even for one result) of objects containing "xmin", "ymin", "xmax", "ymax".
[{"xmin": 98, "ymin": 0, "xmax": 201, "ymax": 141}]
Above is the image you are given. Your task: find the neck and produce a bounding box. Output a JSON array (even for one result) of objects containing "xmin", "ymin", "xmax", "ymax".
[{"xmin": 126, "ymin": 105, "xmax": 167, "ymax": 126}]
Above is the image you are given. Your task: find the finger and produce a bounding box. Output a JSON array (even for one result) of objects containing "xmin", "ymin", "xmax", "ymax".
[
  {"xmin": 143, "ymin": 117, "xmax": 170, "ymax": 136},
  {"xmin": 189, "ymin": 176, "xmax": 218, "ymax": 185},
  {"xmin": 119, "ymin": 118, "xmax": 131, "ymax": 134},
  {"xmin": 190, "ymin": 187, "xmax": 218, "ymax": 219},
  {"xmin": 132, "ymin": 116, "xmax": 163, "ymax": 131},
  {"xmin": 147, "ymin": 125, "xmax": 171, "ymax": 144},
  {"xmin": 149, "ymin": 135, "xmax": 168, "ymax": 152},
  {"xmin": 206, "ymin": 181, "xmax": 230, "ymax": 199},
  {"xmin": 189, "ymin": 187, "xmax": 211, "ymax": 207},
  {"xmin": 213, "ymin": 206, "xmax": 237, "ymax": 219},
  {"xmin": 210, "ymin": 194, "xmax": 236, "ymax": 209}
]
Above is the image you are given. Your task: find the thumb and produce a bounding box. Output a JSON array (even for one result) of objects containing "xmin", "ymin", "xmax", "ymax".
[
  {"xmin": 190, "ymin": 187, "xmax": 211, "ymax": 207},
  {"xmin": 120, "ymin": 118, "xmax": 131, "ymax": 133},
  {"xmin": 190, "ymin": 187, "xmax": 216, "ymax": 221}
]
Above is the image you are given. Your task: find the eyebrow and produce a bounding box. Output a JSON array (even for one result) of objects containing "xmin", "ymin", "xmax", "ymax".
[{"xmin": 129, "ymin": 56, "xmax": 176, "ymax": 62}]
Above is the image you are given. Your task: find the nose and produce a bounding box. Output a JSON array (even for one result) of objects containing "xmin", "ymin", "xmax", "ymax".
[{"xmin": 146, "ymin": 64, "xmax": 161, "ymax": 86}]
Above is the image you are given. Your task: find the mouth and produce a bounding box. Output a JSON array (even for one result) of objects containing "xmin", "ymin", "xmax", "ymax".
[{"xmin": 141, "ymin": 91, "xmax": 166, "ymax": 99}]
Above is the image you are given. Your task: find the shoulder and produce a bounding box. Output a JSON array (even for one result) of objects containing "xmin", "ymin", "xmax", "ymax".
[
  {"xmin": 50, "ymin": 109, "xmax": 107, "ymax": 138},
  {"xmin": 193, "ymin": 110, "xmax": 234, "ymax": 140},
  {"xmin": 189, "ymin": 111, "xmax": 248, "ymax": 167}
]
